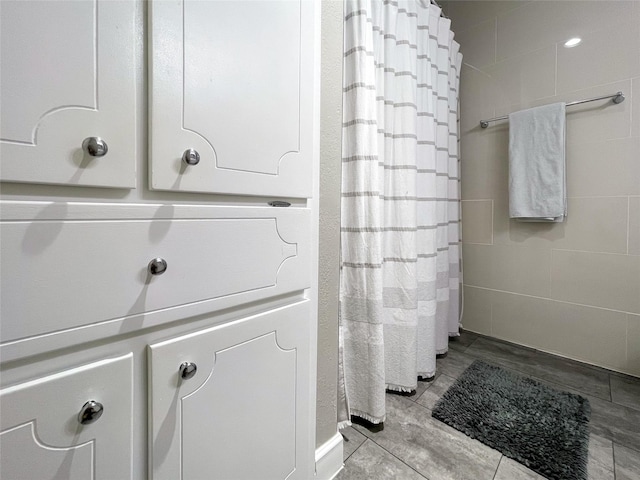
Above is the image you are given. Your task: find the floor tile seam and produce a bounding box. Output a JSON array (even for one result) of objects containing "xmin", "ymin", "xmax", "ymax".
[
  {"xmin": 460, "ymin": 347, "xmax": 614, "ymax": 402},
  {"xmin": 517, "ymin": 374, "xmax": 640, "ymax": 455},
  {"xmin": 386, "ymin": 390, "xmax": 420, "ymax": 405},
  {"xmin": 412, "ymin": 377, "xmax": 439, "ymax": 404},
  {"xmin": 453, "ymin": 353, "xmax": 618, "ymax": 413},
  {"xmin": 342, "ymin": 435, "xmax": 368, "ymax": 464},
  {"xmin": 491, "ymin": 455, "xmax": 504, "ymax": 480},
  {"xmin": 608, "ymin": 378, "xmax": 640, "ymax": 413},
  {"xmin": 609, "ymin": 398, "xmax": 640, "ymax": 414},
  {"xmin": 612, "ymin": 442, "xmax": 618, "ymax": 480},
  {"xmin": 487, "ymin": 360, "xmax": 605, "ymax": 403},
  {"xmin": 609, "ymin": 374, "xmax": 614, "ymax": 404},
  {"xmin": 613, "ymin": 440, "xmax": 640, "ymax": 458},
  {"xmin": 411, "ymin": 394, "xmax": 434, "ymax": 414},
  {"xmin": 350, "ymin": 423, "xmax": 372, "ymax": 440},
  {"xmin": 526, "ymin": 347, "xmax": 621, "ymax": 385},
  {"xmin": 589, "ymin": 435, "xmax": 616, "ymax": 478},
  {"xmin": 609, "ymin": 369, "xmax": 640, "ymax": 383},
  {"xmin": 388, "ymin": 373, "xmax": 441, "ymax": 404},
  {"xmin": 417, "ymin": 372, "xmax": 459, "ymax": 407},
  {"xmin": 440, "ymin": 372, "xmax": 458, "ymax": 383},
  {"xmin": 461, "ymin": 333, "xmax": 480, "ymax": 351},
  {"xmin": 467, "ymin": 328, "xmax": 635, "ymax": 379},
  {"xmin": 366, "ymin": 436, "xmax": 431, "ymax": 480}
]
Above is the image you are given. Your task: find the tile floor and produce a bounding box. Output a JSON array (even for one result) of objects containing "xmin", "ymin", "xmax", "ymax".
[{"xmin": 336, "ymin": 332, "xmax": 640, "ymax": 480}]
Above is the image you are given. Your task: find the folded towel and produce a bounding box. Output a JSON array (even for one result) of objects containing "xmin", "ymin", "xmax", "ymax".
[{"xmin": 508, "ymin": 102, "xmax": 567, "ymax": 222}]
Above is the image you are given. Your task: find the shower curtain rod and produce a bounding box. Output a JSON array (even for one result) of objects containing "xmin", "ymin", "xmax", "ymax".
[{"xmin": 479, "ymin": 91, "xmax": 625, "ymax": 128}]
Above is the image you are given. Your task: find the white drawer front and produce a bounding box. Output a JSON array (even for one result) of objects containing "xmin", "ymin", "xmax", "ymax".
[
  {"xmin": 0, "ymin": 354, "xmax": 133, "ymax": 480},
  {"xmin": 1, "ymin": 211, "xmax": 310, "ymax": 343}
]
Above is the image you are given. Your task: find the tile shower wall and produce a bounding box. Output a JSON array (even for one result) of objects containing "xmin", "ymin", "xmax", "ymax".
[{"xmin": 443, "ymin": 0, "xmax": 640, "ymax": 376}]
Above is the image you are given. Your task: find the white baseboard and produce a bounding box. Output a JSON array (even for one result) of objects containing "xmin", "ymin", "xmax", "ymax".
[{"xmin": 315, "ymin": 431, "xmax": 344, "ymax": 480}]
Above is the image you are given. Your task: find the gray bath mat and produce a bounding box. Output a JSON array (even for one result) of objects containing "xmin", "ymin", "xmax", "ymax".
[{"xmin": 432, "ymin": 360, "xmax": 591, "ymax": 480}]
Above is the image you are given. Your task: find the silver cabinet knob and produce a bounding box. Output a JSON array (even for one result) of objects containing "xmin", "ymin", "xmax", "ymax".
[
  {"xmin": 182, "ymin": 149, "xmax": 200, "ymax": 166},
  {"xmin": 148, "ymin": 257, "xmax": 168, "ymax": 276},
  {"xmin": 78, "ymin": 400, "xmax": 104, "ymax": 425},
  {"xmin": 179, "ymin": 362, "xmax": 197, "ymax": 380},
  {"xmin": 82, "ymin": 137, "xmax": 108, "ymax": 157}
]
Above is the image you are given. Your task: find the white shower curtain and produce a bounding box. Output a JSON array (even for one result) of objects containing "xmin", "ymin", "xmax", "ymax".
[{"xmin": 339, "ymin": 0, "xmax": 462, "ymax": 424}]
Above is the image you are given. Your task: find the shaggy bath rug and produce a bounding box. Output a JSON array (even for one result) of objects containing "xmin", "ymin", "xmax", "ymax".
[{"xmin": 432, "ymin": 360, "xmax": 591, "ymax": 480}]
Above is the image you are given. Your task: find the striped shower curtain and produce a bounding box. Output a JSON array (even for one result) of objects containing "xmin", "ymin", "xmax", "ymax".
[{"xmin": 339, "ymin": 0, "xmax": 462, "ymax": 424}]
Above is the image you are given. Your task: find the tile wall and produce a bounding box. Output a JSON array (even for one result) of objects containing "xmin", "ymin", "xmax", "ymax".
[{"xmin": 442, "ymin": 0, "xmax": 640, "ymax": 376}]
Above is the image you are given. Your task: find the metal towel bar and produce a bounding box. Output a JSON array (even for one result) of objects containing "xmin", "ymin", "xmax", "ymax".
[{"xmin": 479, "ymin": 91, "xmax": 625, "ymax": 128}]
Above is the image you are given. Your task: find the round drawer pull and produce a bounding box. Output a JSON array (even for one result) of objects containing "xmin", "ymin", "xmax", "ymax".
[
  {"xmin": 182, "ymin": 149, "xmax": 200, "ymax": 166},
  {"xmin": 82, "ymin": 137, "xmax": 108, "ymax": 157},
  {"xmin": 148, "ymin": 257, "xmax": 168, "ymax": 276},
  {"xmin": 179, "ymin": 362, "xmax": 197, "ymax": 380},
  {"xmin": 78, "ymin": 400, "xmax": 104, "ymax": 425}
]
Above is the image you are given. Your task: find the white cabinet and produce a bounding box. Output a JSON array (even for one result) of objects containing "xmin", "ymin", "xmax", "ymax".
[
  {"xmin": 149, "ymin": 0, "xmax": 316, "ymax": 197},
  {"xmin": 148, "ymin": 301, "xmax": 312, "ymax": 480},
  {"xmin": 0, "ymin": 354, "xmax": 134, "ymax": 480},
  {"xmin": 0, "ymin": 0, "xmax": 137, "ymax": 189},
  {"xmin": 0, "ymin": 0, "xmax": 319, "ymax": 478},
  {"xmin": 1, "ymin": 207, "xmax": 311, "ymax": 343}
]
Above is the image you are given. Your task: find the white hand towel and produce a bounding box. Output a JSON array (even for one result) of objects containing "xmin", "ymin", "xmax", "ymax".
[{"xmin": 508, "ymin": 103, "xmax": 567, "ymax": 222}]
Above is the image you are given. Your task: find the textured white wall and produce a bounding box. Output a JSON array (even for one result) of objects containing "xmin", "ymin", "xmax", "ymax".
[{"xmin": 316, "ymin": 0, "xmax": 343, "ymax": 447}]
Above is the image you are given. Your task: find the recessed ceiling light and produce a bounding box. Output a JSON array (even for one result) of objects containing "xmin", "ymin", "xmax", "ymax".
[{"xmin": 564, "ymin": 37, "xmax": 582, "ymax": 48}]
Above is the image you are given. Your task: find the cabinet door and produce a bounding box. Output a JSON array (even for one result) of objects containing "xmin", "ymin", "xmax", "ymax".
[
  {"xmin": 149, "ymin": 0, "xmax": 316, "ymax": 197},
  {"xmin": 148, "ymin": 301, "xmax": 313, "ymax": 480},
  {"xmin": 0, "ymin": 0, "xmax": 136, "ymax": 189},
  {"xmin": 0, "ymin": 354, "xmax": 134, "ymax": 480}
]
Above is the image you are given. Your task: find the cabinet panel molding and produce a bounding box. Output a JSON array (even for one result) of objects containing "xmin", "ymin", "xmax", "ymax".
[
  {"xmin": 0, "ymin": 0, "xmax": 136, "ymax": 189},
  {"xmin": 149, "ymin": 0, "xmax": 316, "ymax": 197},
  {"xmin": 0, "ymin": 423, "xmax": 94, "ymax": 480},
  {"xmin": 1, "ymin": 211, "xmax": 311, "ymax": 344},
  {"xmin": 148, "ymin": 301, "xmax": 312, "ymax": 480},
  {"xmin": 0, "ymin": 354, "xmax": 133, "ymax": 480}
]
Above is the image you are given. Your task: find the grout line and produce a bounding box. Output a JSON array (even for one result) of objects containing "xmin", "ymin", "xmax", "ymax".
[
  {"xmin": 463, "ymin": 347, "xmax": 609, "ymax": 401},
  {"xmin": 470, "ymin": 327, "xmax": 640, "ymax": 382},
  {"xmin": 554, "ymin": 42, "xmax": 558, "ymax": 96},
  {"xmin": 549, "ymin": 249, "xmax": 554, "ymax": 292},
  {"xmin": 627, "ymin": 196, "xmax": 631, "ymax": 255},
  {"xmin": 612, "ymin": 442, "xmax": 618, "ymax": 480},
  {"xmin": 465, "ymin": 333, "xmax": 480, "ymax": 350},
  {"xmin": 565, "ymin": 194, "xmax": 639, "ymax": 199},
  {"xmin": 465, "ymin": 342, "xmax": 640, "ymax": 415},
  {"xmin": 609, "ymin": 372, "xmax": 613, "ymax": 403},
  {"xmin": 629, "ymin": 76, "xmax": 634, "ymax": 139},
  {"xmin": 550, "ymin": 247, "xmax": 635, "ymax": 256},
  {"xmin": 489, "ymin": 293, "xmax": 494, "ymax": 336},
  {"xmin": 492, "ymin": 455, "xmax": 504, "ymax": 480},
  {"xmin": 493, "ymin": 17, "xmax": 497, "ymax": 65},
  {"xmin": 625, "ymin": 316, "xmax": 629, "ymax": 377},
  {"xmin": 368, "ymin": 437, "xmax": 432, "ymax": 480},
  {"xmin": 462, "ymin": 285, "xmax": 636, "ymax": 316},
  {"xmin": 343, "ymin": 434, "xmax": 367, "ymax": 463},
  {"xmin": 490, "ymin": 199, "xmax": 494, "ymax": 245}
]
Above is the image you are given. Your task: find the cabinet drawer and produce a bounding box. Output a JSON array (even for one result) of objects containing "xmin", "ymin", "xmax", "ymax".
[
  {"xmin": 0, "ymin": 354, "xmax": 133, "ymax": 480},
  {"xmin": 148, "ymin": 301, "xmax": 312, "ymax": 480},
  {"xmin": 1, "ymin": 210, "xmax": 310, "ymax": 343}
]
